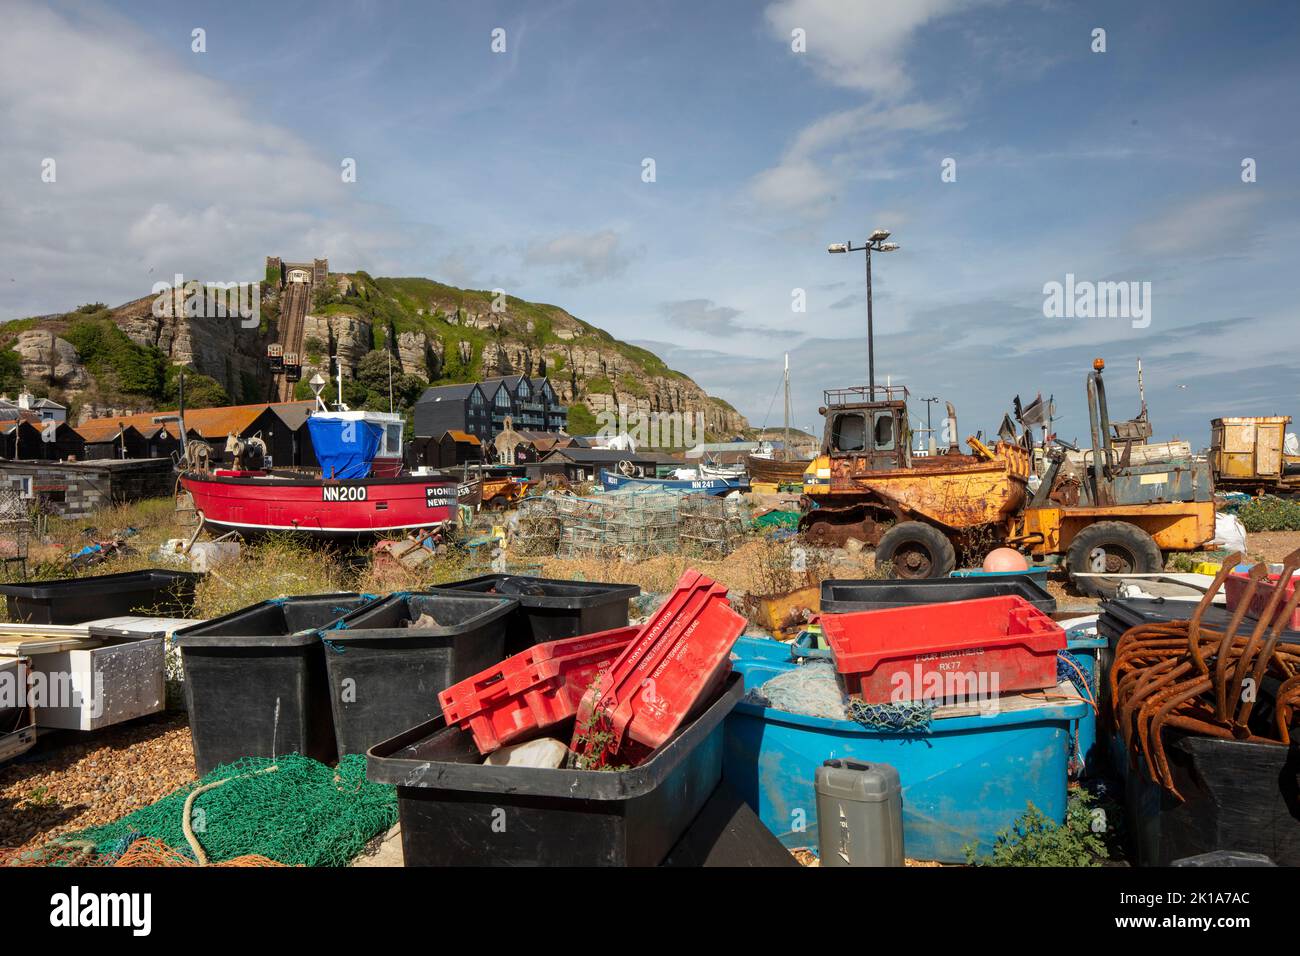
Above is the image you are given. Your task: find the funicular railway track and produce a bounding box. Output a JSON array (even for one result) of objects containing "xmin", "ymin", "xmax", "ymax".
[{"xmin": 275, "ymin": 280, "xmax": 310, "ymax": 401}]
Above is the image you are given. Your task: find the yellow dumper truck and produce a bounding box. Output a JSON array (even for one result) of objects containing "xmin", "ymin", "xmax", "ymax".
[
  {"xmin": 1210, "ymin": 415, "xmax": 1300, "ymax": 496},
  {"xmin": 800, "ymin": 360, "xmax": 1216, "ymax": 589}
]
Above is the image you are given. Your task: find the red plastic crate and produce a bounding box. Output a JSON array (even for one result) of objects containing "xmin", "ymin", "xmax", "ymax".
[
  {"xmin": 573, "ymin": 570, "xmax": 745, "ymax": 764},
  {"xmin": 439, "ymin": 626, "xmax": 638, "ymax": 753},
  {"xmin": 1225, "ymin": 571, "xmax": 1300, "ymax": 631},
  {"xmin": 819, "ymin": 595, "xmax": 1065, "ymax": 705}
]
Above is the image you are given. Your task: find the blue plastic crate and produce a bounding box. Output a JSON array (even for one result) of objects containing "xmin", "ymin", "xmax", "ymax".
[
  {"xmin": 724, "ymin": 638, "xmax": 1087, "ymax": 862},
  {"xmin": 950, "ymin": 567, "xmax": 1052, "ymax": 586}
]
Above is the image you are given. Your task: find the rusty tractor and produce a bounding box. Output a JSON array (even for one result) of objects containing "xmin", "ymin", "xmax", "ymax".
[
  {"xmin": 799, "ymin": 359, "xmax": 1216, "ymax": 586},
  {"xmin": 799, "ymin": 384, "xmax": 1032, "ymax": 577}
]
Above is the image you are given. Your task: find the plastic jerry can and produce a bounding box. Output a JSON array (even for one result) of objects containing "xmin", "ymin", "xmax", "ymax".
[{"xmin": 815, "ymin": 758, "xmax": 904, "ymax": 867}]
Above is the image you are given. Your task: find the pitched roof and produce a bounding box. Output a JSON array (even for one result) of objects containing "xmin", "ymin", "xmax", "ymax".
[
  {"xmin": 77, "ymin": 401, "xmax": 314, "ymax": 441},
  {"xmin": 76, "ymin": 420, "xmax": 137, "ymax": 443},
  {"xmin": 417, "ymin": 382, "xmax": 484, "ymax": 402},
  {"xmin": 540, "ymin": 446, "xmax": 658, "ymax": 465},
  {"xmin": 442, "ymin": 430, "xmax": 481, "ymax": 445},
  {"xmin": 478, "ymin": 378, "xmax": 515, "ymax": 399},
  {"xmin": 0, "ymin": 419, "xmax": 45, "ymax": 435},
  {"xmin": 270, "ymin": 402, "xmax": 313, "ymax": 431},
  {"xmin": 482, "ymin": 374, "xmax": 528, "ymax": 389}
]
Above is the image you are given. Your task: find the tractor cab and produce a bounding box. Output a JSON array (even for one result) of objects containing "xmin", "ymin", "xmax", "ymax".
[{"xmin": 819, "ymin": 385, "xmax": 911, "ymax": 472}]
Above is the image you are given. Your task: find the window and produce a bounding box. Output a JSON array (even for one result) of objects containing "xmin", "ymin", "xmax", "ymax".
[
  {"xmin": 495, "ymin": 389, "xmax": 511, "ymax": 409},
  {"xmin": 831, "ymin": 413, "xmax": 866, "ymax": 452},
  {"xmin": 384, "ymin": 423, "xmax": 402, "ymax": 456},
  {"xmin": 873, "ymin": 412, "xmax": 895, "ymax": 450}
]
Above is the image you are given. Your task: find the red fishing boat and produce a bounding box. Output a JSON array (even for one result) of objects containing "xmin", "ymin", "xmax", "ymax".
[{"xmin": 179, "ymin": 410, "xmax": 460, "ymax": 538}]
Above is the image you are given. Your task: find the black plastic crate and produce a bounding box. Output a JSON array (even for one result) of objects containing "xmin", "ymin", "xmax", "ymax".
[
  {"xmin": 367, "ymin": 672, "xmax": 743, "ymax": 866},
  {"xmin": 0, "ymin": 569, "xmax": 203, "ymax": 625},
  {"xmin": 1126, "ymin": 733, "xmax": 1300, "ymax": 866},
  {"xmin": 173, "ymin": 593, "xmax": 374, "ymax": 773},
  {"xmin": 820, "ymin": 576, "xmax": 1056, "ymax": 615},
  {"xmin": 432, "ymin": 574, "xmax": 640, "ymax": 654},
  {"xmin": 323, "ymin": 593, "xmax": 516, "ymax": 756}
]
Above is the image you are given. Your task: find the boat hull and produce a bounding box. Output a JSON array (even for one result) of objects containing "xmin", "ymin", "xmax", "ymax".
[
  {"xmin": 599, "ymin": 470, "xmax": 746, "ymax": 495},
  {"xmin": 745, "ymin": 454, "xmax": 813, "ymax": 484},
  {"xmin": 179, "ymin": 472, "xmax": 460, "ymax": 538}
]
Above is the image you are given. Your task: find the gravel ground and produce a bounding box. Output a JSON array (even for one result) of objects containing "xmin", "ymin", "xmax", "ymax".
[
  {"xmin": 0, "ymin": 712, "xmax": 195, "ymax": 856},
  {"xmin": 1244, "ymin": 529, "xmax": 1300, "ymax": 564}
]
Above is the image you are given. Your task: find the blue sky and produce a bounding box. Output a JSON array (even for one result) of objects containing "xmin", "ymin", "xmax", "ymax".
[{"xmin": 1, "ymin": 0, "xmax": 1297, "ymax": 446}]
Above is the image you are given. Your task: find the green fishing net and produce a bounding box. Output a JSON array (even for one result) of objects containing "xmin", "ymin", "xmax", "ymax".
[{"xmin": 64, "ymin": 754, "xmax": 397, "ymax": 867}]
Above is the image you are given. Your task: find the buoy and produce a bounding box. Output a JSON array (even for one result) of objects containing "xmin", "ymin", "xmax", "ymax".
[{"xmin": 983, "ymin": 547, "xmax": 1029, "ymax": 573}]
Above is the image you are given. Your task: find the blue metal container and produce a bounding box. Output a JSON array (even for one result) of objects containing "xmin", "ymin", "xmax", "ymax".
[
  {"xmin": 725, "ymin": 638, "xmax": 1087, "ymax": 863},
  {"xmin": 1064, "ymin": 631, "xmax": 1106, "ymax": 778}
]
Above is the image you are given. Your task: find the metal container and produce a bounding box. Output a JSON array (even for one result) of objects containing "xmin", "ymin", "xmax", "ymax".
[
  {"xmin": 0, "ymin": 655, "xmax": 36, "ymax": 763},
  {"xmin": 28, "ymin": 635, "xmax": 165, "ymax": 731},
  {"xmin": 815, "ymin": 759, "xmax": 904, "ymax": 866}
]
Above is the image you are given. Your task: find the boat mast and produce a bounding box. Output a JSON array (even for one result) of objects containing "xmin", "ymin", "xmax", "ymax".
[{"xmin": 782, "ymin": 352, "xmax": 791, "ymax": 461}]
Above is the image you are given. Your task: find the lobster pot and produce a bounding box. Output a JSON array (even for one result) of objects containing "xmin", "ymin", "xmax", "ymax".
[
  {"xmin": 678, "ymin": 493, "xmax": 746, "ymax": 559},
  {"xmin": 555, "ymin": 490, "xmax": 681, "ymax": 561},
  {"xmin": 515, "ymin": 497, "xmax": 561, "ymax": 557}
]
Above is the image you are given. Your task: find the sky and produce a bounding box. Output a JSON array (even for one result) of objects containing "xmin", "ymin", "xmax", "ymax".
[{"xmin": 1, "ymin": 0, "xmax": 1297, "ymax": 448}]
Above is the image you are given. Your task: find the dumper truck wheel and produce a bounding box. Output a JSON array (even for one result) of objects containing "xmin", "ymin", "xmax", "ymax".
[
  {"xmin": 875, "ymin": 521, "xmax": 956, "ymax": 579},
  {"xmin": 1066, "ymin": 521, "xmax": 1162, "ymax": 597}
]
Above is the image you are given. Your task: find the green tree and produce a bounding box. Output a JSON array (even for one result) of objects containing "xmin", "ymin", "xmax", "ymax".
[
  {"xmin": 64, "ymin": 318, "xmax": 165, "ymax": 398},
  {"xmin": 439, "ymin": 337, "xmax": 473, "ymax": 382},
  {"xmin": 342, "ymin": 378, "xmax": 370, "ymax": 410},
  {"xmin": 356, "ymin": 349, "xmax": 398, "ymax": 394},
  {"xmin": 0, "ymin": 349, "xmax": 24, "ymax": 394},
  {"xmin": 391, "ymin": 372, "xmax": 427, "ymax": 409},
  {"xmin": 163, "ymin": 365, "xmax": 229, "ymax": 408}
]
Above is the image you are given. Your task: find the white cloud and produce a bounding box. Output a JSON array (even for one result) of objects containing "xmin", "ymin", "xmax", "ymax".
[
  {"xmin": 659, "ymin": 298, "xmax": 789, "ymax": 338},
  {"xmin": 752, "ymin": 2, "xmax": 970, "ymax": 217},
  {"xmin": 0, "ymin": 1, "xmax": 415, "ymax": 317},
  {"xmin": 522, "ymin": 229, "xmax": 631, "ymax": 286},
  {"xmin": 764, "ymin": 0, "xmax": 979, "ymax": 98},
  {"xmin": 750, "ymin": 101, "xmax": 957, "ymax": 215},
  {"xmin": 1128, "ymin": 192, "xmax": 1265, "ymax": 257},
  {"xmin": 661, "ymin": 299, "xmax": 745, "ymax": 334}
]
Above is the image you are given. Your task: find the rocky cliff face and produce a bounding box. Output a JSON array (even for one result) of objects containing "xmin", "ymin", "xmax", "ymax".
[
  {"xmin": 473, "ymin": 340, "xmax": 747, "ymax": 435},
  {"xmin": 3, "ymin": 274, "xmax": 750, "ymax": 438},
  {"xmin": 11, "ymin": 330, "xmax": 88, "ymax": 389},
  {"xmin": 112, "ymin": 292, "xmax": 271, "ymax": 393}
]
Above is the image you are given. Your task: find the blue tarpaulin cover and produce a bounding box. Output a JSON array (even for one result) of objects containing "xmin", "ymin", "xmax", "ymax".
[{"xmin": 307, "ymin": 416, "xmax": 382, "ymax": 479}]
